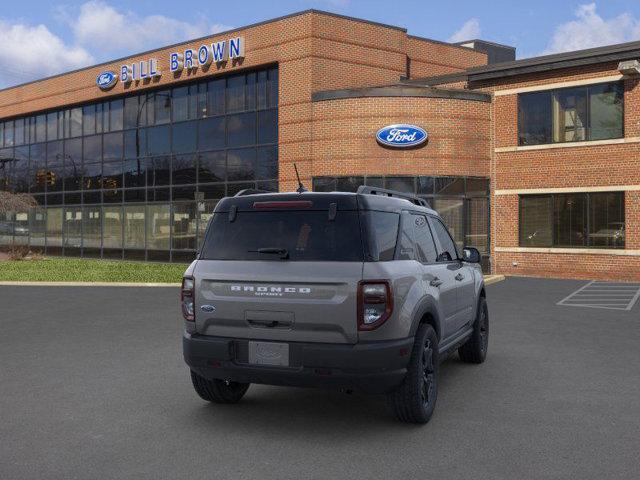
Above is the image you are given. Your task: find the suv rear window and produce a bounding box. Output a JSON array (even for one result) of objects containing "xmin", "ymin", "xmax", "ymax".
[{"xmin": 200, "ymin": 210, "xmax": 364, "ymax": 261}]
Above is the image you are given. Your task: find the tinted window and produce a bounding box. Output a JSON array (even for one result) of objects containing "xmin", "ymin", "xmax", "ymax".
[
  {"xmin": 172, "ymin": 121, "xmax": 197, "ymax": 153},
  {"xmin": 201, "ymin": 210, "xmax": 363, "ymax": 262},
  {"xmin": 198, "ymin": 117, "xmax": 225, "ymax": 150},
  {"xmin": 519, "ymin": 82, "xmax": 623, "ymax": 145},
  {"xmin": 412, "ymin": 214, "xmax": 437, "ymax": 263},
  {"xmin": 518, "ymin": 91, "xmax": 552, "ymax": 145},
  {"xmin": 429, "ymin": 217, "xmax": 458, "ymax": 262},
  {"xmin": 362, "ymin": 211, "xmax": 398, "ymax": 261},
  {"xmin": 519, "ymin": 193, "xmax": 624, "ymax": 248}
]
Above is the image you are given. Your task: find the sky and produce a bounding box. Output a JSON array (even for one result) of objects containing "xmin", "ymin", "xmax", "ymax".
[{"xmin": 1, "ymin": 0, "xmax": 640, "ymax": 88}]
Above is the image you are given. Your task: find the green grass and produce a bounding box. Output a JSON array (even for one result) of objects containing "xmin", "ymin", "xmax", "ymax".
[{"xmin": 0, "ymin": 258, "xmax": 188, "ymax": 283}]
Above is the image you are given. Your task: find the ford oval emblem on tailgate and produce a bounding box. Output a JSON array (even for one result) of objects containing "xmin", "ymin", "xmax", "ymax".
[
  {"xmin": 376, "ymin": 124, "xmax": 428, "ymax": 148},
  {"xmin": 200, "ymin": 304, "xmax": 216, "ymax": 312}
]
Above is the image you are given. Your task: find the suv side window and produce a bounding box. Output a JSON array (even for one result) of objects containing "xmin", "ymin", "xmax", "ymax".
[
  {"xmin": 412, "ymin": 214, "xmax": 438, "ymax": 263},
  {"xmin": 396, "ymin": 212, "xmax": 416, "ymax": 260},
  {"xmin": 429, "ymin": 217, "xmax": 459, "ymax": 262}
]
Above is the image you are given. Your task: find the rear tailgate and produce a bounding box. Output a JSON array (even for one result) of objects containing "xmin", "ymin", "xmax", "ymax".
[{"xmin": 194, "ymin": 260, "xmax": 362, "ymax": 344}]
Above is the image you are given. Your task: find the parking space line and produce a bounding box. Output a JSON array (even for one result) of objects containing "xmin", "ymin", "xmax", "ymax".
[{"xmin": 557, "ymin": 281, "xmax": 640, "ymax": 311}]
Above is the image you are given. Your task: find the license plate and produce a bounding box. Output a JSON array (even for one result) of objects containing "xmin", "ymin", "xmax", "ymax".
[{"xmin": 248, "ymin": 341, "xmax": 289, "ymax": 367}]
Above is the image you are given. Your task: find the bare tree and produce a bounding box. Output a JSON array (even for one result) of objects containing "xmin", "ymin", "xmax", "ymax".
[{"xmin": 0, "ymin": 191, "xmax": 37, "ymax": 215}]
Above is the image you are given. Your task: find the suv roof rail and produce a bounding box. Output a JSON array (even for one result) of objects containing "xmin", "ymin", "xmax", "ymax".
[
  {"xmin": 356, "ymin": 186, "xmax": 431, "ymax": 208},
  {"xmin": 233, "ymin": 188, "xmax": 271, "ymax": 197}
]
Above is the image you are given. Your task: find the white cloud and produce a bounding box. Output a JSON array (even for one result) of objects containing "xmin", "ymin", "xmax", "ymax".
[
  {"xmin": 448, "ymin": 18, "xmax": 481, "ymax": 43},
  {"xmin": 70, "ymin": 1, "xmax": 232, "ymax": 55},
  {"xmin": 0, "ymin": 1, "xmax": 233, "ymax": 88},
  {"xmin": 0, "ymin": 20, "xmax": 93, "ymax": 88},
  {"xmin": 542, "ymin": 3, "xmax": 640, "ymax": 54}
]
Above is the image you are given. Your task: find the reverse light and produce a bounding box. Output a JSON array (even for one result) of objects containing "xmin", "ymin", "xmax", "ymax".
[
  {"xmin": 181, "ymin": 277, "xmax": 195, "ymax": 321},
  {"xmin": 358, "ymin": 280, "xmax": 393, "ymax": 331}
]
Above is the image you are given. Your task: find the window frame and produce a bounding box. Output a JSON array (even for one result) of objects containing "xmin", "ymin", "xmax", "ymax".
[
  {"xmin": 428, "ymin": 215, "xmax": 461, "ymax": 263},
  {"xmin": 517, "ymin": 81, "xmax": 624, "ymax": 146},
  {"xmin": 408, "ymin": 212, "xmax": 439, "ymax": 265},
  {"xmin": 518, "ymin": 192, "xmax": 625, "ymax": 249}
]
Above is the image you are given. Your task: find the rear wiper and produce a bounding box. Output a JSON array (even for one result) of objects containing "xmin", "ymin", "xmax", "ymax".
[{"xmin": 248, "ymin": 247, "xmax": 290, "ymax": 260}]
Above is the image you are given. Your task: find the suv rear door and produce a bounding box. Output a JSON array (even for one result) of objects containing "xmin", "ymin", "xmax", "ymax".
[{"xmin": 193, "ymin": 201, "xmax": 363, "ymax": 344}]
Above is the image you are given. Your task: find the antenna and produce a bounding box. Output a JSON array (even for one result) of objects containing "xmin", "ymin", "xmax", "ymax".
[{"xmin": 293, "ymin": 163, "xmax": 308, "ymax": 193}]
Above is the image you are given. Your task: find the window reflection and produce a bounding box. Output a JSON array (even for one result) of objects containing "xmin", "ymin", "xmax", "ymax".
[{"xmin": 1, "ymin": 67, "xmax": 278, "ymax": 262}]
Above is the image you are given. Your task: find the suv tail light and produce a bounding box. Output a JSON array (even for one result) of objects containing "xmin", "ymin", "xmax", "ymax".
[
  {"xmin": 181, "ymin": 277, "xmax": 195, "ymax": 321},
  {"xmin": 358, "ymin": 280, "xmax": 393, "ymax": 331}
]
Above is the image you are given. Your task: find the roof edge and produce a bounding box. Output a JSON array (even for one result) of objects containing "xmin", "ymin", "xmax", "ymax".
[
  {"xmin": 467, "ymin": 39, "xmax": 640, "ymax": 81},
  {"xmin": 312, "ymin": 85, "xmax": 491, "ymax": 103},
  {"xmin": 0, "ymin": 9, "xmax": 407, "ymax": 94}
]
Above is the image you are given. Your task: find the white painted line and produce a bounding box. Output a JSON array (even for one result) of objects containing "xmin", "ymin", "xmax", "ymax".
[
  {"xmin": 557, "ymin": 281, "xmax": 594, "ymax": 306},
  {"xmin": 557, "ymin": 281, "xmax": 640, "ymax": 311},
  {"xmin": 626, "ymin": 287, "xmax": 640, "ymax": 311}
]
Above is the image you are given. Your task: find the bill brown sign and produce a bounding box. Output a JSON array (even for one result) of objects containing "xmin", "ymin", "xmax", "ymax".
[{"xmin": 97, "ymin": 36, "xmax": 245, "ymax": 89}]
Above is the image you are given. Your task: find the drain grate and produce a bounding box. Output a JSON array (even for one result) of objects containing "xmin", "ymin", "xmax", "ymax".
[{"xmin": 557, "ymin": 281, "xmax": 640, "ymax": 311}]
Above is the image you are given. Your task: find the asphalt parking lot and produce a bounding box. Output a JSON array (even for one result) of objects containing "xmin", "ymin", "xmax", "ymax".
[{"xmin": 1, "ymin": 277, "xmax": 639, "ymax": 480}]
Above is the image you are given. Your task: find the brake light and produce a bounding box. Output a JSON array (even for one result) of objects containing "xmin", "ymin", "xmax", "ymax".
[
  {"xmin": 358, "ymin": 280, "xmax": 393, "ymax": 331},
  {"xmin": 253, "ymin": 201, "xmax": 313, "ymax": 209},
  {"xmin": 181, "ymin": 277, "xmax": 195, "ymax": 321}
]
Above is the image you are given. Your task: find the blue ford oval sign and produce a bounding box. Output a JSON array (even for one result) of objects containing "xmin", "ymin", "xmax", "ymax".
[
  {"xmin": 376, "ymin": 124, "xmax": 428, "ymax": 148},
  {"xmin": 96, "ymin": 71, "xmax": 118, "ymax": 90}
]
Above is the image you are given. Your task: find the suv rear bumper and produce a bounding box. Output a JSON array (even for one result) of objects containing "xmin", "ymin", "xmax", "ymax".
[{"xmin": 183, "ymin": 333, "xmax": 413, "ymax": 394}]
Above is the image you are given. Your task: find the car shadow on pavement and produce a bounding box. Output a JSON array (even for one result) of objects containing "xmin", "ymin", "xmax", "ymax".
[{"xmin": 179, "ymin": 355, "xmax": 470, "ymax": 436}]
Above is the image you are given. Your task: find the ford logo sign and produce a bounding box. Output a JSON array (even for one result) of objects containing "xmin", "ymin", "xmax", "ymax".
[
  {"xmin": 376, "ymin": 124, "xmax": 428, "ymax": 148},
  {"xmin": 96, "ymin": 71, "xmax": 118, "ymax": 90}
]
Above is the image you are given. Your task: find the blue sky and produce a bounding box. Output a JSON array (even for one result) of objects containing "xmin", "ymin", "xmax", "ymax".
[{"xmin": 1, "ymin": 1, "xmax": 640, "ymax": 88}]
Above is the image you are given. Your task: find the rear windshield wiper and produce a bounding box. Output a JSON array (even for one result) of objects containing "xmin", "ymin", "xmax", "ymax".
[{"xmin": 248, "ymin": 247, "xmax": 290, "ymax": 260}]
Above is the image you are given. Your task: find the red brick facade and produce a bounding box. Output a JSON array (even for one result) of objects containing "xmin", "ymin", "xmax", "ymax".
[
  {"xmin": 1, "ymin": 10, "xmax": 638, "ymax": 280},
  {"xmin": 481, "ymin": 64, "xmax": 640, "ymax": 281}
]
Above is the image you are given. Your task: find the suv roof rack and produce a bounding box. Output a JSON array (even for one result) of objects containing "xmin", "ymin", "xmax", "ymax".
[
  {"xmin": 234, "ymin": 189, "xmax": 271, "ymax": 197},
  {"xmin": 356, "ymin": 186, "xmax": 431, "ymax": 208}
]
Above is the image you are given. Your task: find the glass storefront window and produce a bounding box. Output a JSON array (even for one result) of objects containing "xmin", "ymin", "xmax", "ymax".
[
  {"xmin": 433, "ymin": 198, "xmax": 464, "ymax": 250},
  {"xmin": 146, "ymin": 204, "xmax": 170, "ymax": 250},
  {"xmin": 29, "ymin": 208, "xmax": 46, "ymax": 248},
  {"xmin": 124, "ymin": 205, "xmax": 145, "ymax": 249},
  {"xmin": 172, "ymin": 203, "xmax": 196, "ymax": 250},
  {"xmin": 46, "ymin": 207, "xmax": 63, "ymax": 247},
  {"xmin": 0, "ymin": 212, "xmax": 14, "ymax": 246},
  {"xmin": 103, "ymin": 206, "xmax": 123, "ymax": 249},
  {"xmin": 466, "ymin": 198, "xmax": 488, "ymax": 253},
  {"xmin": 63, "ymin": 207, "xmax": 82, "ymax": 249},
  {"xmin": 2, "ymin": 66, "xmax": 277, "ymax": 262},
  {"xmin": 83, "ymin": 206, "xmax": 102, "ymax": 249}
]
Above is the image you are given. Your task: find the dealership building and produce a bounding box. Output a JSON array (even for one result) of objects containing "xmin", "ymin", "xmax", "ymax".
[{"xmin": 0, "ymin": 10, "xmax": 638, "ymax": 280}]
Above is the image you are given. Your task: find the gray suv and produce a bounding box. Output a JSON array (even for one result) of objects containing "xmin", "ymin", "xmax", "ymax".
[{"xmin": 182, "ymin": 186, "xmax": 488, "ymax": 423}]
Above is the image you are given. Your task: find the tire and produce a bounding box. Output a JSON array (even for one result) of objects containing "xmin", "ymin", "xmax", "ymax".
[
  {"xmin": 190, "ymin": 370, "xmax": 250, "ymax": 404},
  {"xmin": 387, "ymin": 324, "xmax": 438, "ymax": 424},
  {"xmin": 458, "ymin": 296, "xmax": 489, "ymax": 364}
]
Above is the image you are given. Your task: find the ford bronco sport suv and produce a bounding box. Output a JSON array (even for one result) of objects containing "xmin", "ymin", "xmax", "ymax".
[{"xmin": 182, "ymin": 186, "xmax": 488, "ymax": 423}]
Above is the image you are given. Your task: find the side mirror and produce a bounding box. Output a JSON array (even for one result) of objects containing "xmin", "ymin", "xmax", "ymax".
[{"xmin": 462, "ymin": 247, "xmax": 481, "ymax": 264}]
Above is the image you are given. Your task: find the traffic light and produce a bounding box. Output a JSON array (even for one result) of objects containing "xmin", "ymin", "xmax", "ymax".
[{"xmin": 46, "ymin": 171, "xmax": 56, "ymax": 186}]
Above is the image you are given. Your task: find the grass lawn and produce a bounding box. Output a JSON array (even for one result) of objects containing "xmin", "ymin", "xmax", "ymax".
[{"xmin": 0, "ymin": 258, "xmax": 188, "ymax": 283}]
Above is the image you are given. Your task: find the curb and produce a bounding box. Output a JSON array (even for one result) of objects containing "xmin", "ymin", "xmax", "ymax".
[
  {"xmin": 484, "ymin": 275, "xmax": 506, "ymax": 286},
  {"xmin": 0, "ymin": 281, "xmax": 181, "ymax": 287}
]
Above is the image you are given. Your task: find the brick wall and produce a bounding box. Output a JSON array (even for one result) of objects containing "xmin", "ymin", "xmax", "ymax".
[
  {"xmin": 481, "ymin": 63, "xmax": 640, "ymax": 281},
  {"xmin": 0, "ymin": 10, "xmax": 489, "ymax": 202},
  {"xmin": 406, "ymin": 37, "xmax": 487, "ymax": 79},
  {"xmin": 295, "ymin": 95, "xmax": 490, "ymax": 193}
]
